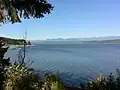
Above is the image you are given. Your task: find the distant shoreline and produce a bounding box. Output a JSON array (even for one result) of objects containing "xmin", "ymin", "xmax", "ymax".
[
  {"xmin": 33, "ymin": 43, "xmax": 120, "ymax": 44},
  {"xmin": 8, "ymin": 45, "xmax": 31, "ymax": 49}
]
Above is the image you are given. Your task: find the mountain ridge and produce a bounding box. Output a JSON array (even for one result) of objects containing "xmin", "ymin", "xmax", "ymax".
[{"xmin": 46, "ymin": 36, "xmax": 120, "ymax": 41}]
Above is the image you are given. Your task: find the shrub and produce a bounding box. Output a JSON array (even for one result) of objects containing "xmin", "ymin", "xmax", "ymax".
[
  {"xmin": 88, "ymin": 75, "xmax": 106, "ymax": 90},
  {"xmin": 88, "ymin": 69, "xmax": 120, "ymax": 90},
  {"xmin": 0, "ymin": 40, "xmax": 10, "ymax": 90},
  {"xmin": 3, "ymin": 64, "xmax": 44, "ymax": 90}
]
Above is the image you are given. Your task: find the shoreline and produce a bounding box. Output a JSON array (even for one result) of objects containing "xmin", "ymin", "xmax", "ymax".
[{"xmin": 8, "ymin": 45, "xmax": 32, "ymax": 49}]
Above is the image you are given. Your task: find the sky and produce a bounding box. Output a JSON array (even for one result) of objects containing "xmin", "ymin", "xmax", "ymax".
[{"xmin": 0, "ymin": 0, "xmax": 120, "ymax": 40}]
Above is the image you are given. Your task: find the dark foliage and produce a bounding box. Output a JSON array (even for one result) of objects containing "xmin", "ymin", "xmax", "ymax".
[
  {"xmin": 0, "ymin": 39, "xmax": 10, "ymax": 90},
  {"xmin": 0, "ymin": 37, "xmax": 27, "ymax": 45},
  {"xmin": 87, "ymin": 69, "xmax": 120, "ymax": 90},
  {"xmin": 0, "ymin": 0, "xmax": 53, "ymax": 24}
]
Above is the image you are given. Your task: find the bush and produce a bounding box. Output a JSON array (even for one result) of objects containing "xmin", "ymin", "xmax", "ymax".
[
  {"xmin": 3, "ymin": 64, "xmax": 65, "ymax": 90},
  {"xmin": 3, "ymin": 64, "xmax": 44, "ymax": 90},
  {"xmin": 88, "ymin": 75, "xmax": 106, "ymax": 90},
  {"xmin": 88, "ymin": 69, "xmax": 120, "ymax": 90}
]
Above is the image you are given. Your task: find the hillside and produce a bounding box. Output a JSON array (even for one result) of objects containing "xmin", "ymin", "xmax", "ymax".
[{"xmin": 0, "ymin": 37, "xmax": 31, "ymax": 45}]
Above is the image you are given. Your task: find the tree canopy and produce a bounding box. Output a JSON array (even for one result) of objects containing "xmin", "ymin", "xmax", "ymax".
[{"xmin": 0, "ymin": 0, "xmax": 53, "ymax": 24}]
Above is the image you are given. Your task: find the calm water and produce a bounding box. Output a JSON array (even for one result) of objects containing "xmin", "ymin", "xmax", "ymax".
[{"xmin": 6, "ymin": 44, "xmax": 120, "ymax": 86}]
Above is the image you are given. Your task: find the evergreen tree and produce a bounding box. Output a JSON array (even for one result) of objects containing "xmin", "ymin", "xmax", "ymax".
[
  {"xmin": 0, "ymin": 0, "xmax": 53, "ymax": 24},
  {"xmin": 0, "ymin": 39, "xmax": 10, "ymax": 89}
]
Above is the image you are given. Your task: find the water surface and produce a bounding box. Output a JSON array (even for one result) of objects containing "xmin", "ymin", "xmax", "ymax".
[{"xmin": 6, "ymin": 44, "xmax": 120, "ymax": 86}]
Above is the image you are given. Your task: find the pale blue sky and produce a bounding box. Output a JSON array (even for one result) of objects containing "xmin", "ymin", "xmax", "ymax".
[{"xmin": 0, "ymin": 0, "xmax": 120, "ymax": 40}]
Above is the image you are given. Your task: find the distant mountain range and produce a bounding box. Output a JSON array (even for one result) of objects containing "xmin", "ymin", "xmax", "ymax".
[
  {"xmin": 31, "ymin": 36, "xmax": 120, "ymax": 44},
  {"xmin": 46, "ymin": 36, "xmax": 120, "ymax": 41}
]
